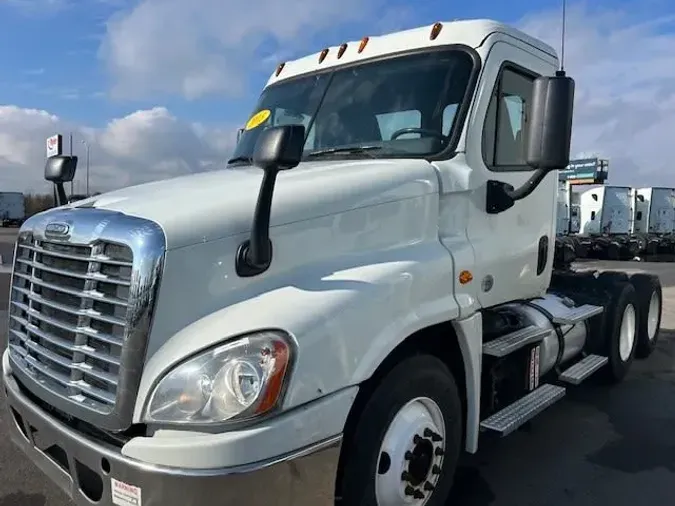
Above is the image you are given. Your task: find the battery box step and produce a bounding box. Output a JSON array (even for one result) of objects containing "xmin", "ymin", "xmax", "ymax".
[
  {"xmin": 559, "ymin": 354, "xmax": 608, "ymax": 385},
  {"xmin": 479, "ymin": 384, "xmax": 566, "ymax": 436},
  {"xmin": 482, "ymin": 325, "xmax": 552, "ymax": 358},
  {"xmin": 551, "ymin": 304, "xmax": 604, "ymax": 325}
]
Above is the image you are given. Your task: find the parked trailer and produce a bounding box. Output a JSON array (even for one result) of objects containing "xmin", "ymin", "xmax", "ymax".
[
  {"xmin": 3, "ymin": 19, "xmax": 664, "ymax": 506},
  {"xmin": 0, "ymin": 192, "xmax": 25, "ymax": 227},
  {"xmin": 578, "ymin": 185, "xmax": 640, "ymax": 260},
  {"xmin": 632, "ymin": 187, "xmax": 675, "ymax": 255}
]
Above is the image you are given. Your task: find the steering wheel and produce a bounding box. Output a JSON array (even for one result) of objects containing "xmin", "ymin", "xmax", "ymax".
[{"xmin": 390, "ymin": 128, "xmax": 447, "ymax": 142}]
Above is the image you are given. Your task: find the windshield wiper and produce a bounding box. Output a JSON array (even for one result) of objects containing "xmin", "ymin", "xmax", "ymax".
[
  {"xmin": 227, "ymin": 156, "xmax": 253, "ymax": 165},
  {"xmin": 306, "ymin": 146, "xmax": 383, "ymax": 158}
]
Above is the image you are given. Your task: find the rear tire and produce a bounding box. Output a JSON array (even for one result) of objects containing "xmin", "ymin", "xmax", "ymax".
[
  {"xmin": 630, "ymin": 273, "xmax": 662, "ymax": 358},
  {"xmin": 602, "ymin": 282, "xmax": 639, "ymax": 383},
  {"xmin": 337, "ymin": 355, "xmax": 462, "ymax": 506}
]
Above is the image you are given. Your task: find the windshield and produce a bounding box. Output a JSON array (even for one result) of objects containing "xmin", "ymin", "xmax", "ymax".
[{"xmin": 230, "ymin": 48, "xmax": 475, "ymax": 164}]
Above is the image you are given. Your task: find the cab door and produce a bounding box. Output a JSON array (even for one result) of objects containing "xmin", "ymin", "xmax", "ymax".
[{"xmin": 436, "ymin": 35, "xmax": 559, "ymax": 310}]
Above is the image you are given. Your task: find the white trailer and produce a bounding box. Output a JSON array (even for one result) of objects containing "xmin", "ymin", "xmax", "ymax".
[
  {"xmin": 632, "ymin": 187, "xmax": 675, "ymax": 254},
  {"xmin": 3, "ymin": 20, "xmax": 664, "ymax": 506},
  {"xmin": 578, "ymin": 185, "xmax": 640, "ymax": 259},
  {"xmin": 0, "ymin": 192, "xmax": 25, "ymax": 227}
]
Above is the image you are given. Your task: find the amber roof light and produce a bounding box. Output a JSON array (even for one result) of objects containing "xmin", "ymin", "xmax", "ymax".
[
  {"xmin": 318, "ymin": 48, "xmax": 329, "ymax": 63},
  {"xmin": 430, "ymin": 22, "xmax": 443, "ymax": 40},
  {"xmin": 337, "ymin": 43, "xmax": 348, "ymax": 59},
  {"xmin": 275, "ymin": 62, "xmax": 285, "ymax": 77},
  {"xmin": 358, "ymin": 36, "xmax": 369, "ymax": 53}
]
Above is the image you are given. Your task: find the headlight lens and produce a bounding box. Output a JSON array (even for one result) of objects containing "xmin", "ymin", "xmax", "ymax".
[{"xmin": 144, "ymin": 331, "xmax": 293, "ymax": 424}]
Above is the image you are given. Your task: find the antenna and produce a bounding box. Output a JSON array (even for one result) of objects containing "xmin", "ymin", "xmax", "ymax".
[{"xmin": 557, "ymin": 0, "xmax": 567, "ymax": 76}]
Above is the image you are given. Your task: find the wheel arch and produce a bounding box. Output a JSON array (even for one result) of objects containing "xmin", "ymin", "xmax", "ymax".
[{"xmin": 334, "ymin": 313, "xmax": 482, "ymax": 499}]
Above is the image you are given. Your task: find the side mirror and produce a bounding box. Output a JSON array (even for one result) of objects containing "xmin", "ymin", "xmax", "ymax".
[
  {"xmin": 252, "ymin": 124, "xmax": 305, "ymax": 172},
  {"xmin": 236, "ymin": 124, "xmax": 306, "ymax": 277},
  {"xmin": 486, "ymin": 71, "xmax": 575, "ymax": 215},
  {"xmin": 45, "ymin": 155, "xmax": 78, "ymax": 207},
  {"xmin": 45, "ymin": 155, "xmax": 78, "ymax": 183},
  {"xmin": 524, "ymin": 71, "xmax": 575, "ymax": 171}
]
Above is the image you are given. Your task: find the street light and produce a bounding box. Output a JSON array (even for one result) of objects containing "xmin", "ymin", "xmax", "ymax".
[{"xmin": 81, "ymin": 139, "xmax": 90, "ymax": 196}]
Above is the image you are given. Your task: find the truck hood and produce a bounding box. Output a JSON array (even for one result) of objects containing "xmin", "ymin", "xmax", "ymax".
[{"xmin": 69, "ymin": 159, "xmax": 437, "ymax": 250}]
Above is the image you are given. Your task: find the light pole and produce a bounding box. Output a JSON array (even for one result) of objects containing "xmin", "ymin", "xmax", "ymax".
[{"xmin": 81, "ymin": 139, "xmax": 90, "ymax": 196}]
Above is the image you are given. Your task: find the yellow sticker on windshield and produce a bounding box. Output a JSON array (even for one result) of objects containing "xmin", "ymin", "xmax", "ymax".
[{"xmin": 245, "ymin": 109, "xmax": 271, "ymax": 131}]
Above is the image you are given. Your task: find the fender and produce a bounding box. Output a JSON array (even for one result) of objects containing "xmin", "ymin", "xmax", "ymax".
[{"xmin": 133, "ymin": 241, "xmax": 464, "ymax": 422}]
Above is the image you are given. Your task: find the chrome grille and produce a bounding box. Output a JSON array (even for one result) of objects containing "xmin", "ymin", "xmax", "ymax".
[
  {"xmin": 8, "ymin": 239, "xmax": 133, "ymax": 412},
  {"xmin": 6, "ymin": 208, "xmax": 166, "ymax": 431}
]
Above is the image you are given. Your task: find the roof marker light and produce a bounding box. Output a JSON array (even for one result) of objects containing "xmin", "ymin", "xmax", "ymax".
[
  {"xmin": 358, "ymin": 36, "xmax": 369, "ymax": 53},
  {"xmin": 430, "ymin": 22, "xmax": 443, "ymax": 40},
  {"xmin": 319, "ymin": 48, "xmax": 329, "ymax": 63},
  {"xmin": 275, "ymin": 62, "xmax": 285, "ymax": 77},
  {"xmin": 337, "ymin": 43, "xmax": 348, "ymax": 59}
]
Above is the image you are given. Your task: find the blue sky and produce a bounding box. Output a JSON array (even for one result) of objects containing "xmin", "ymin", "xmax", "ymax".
[
  {"xmin": 0, "ymin": 0, "xmax": 631, "ymax": 126},
  {"xmin": 0, "ymin": 0, "xmax": 674, "ymax": 192}
]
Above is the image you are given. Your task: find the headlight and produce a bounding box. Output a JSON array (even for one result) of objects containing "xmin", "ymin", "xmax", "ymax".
[{"xmin": 144, "ymin": 331, "xmax": 293, "ymax": 425}]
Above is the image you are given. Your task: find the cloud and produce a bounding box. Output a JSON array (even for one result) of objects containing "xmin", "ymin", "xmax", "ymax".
[
  {"xmin": 99, "ymin": 0, "xmax": 389, "ymax": 100},
  {"xmin": 0, "ymin": 105, "xmax": 236, "ymax": 193},
  {"xmin": 518, "ymin": 4, "xmax": 675, "ymax": 187}
]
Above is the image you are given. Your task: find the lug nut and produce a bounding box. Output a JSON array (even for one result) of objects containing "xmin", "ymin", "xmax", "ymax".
[
  {"xmin": 424, "ymin": 428, "xmax": 443, "ymax": 442},
  {"xmin": 432, "ymin": 465, "xmax": 441, "ymax": 475},
  {"xmin": 435, "ymin": 447, "xmax": 445, "ymax": 456},
  {"xmin": 413, "ymin": 434, "xmax": 423, "ymax": 444},
  {"xmin": 401, "ymin": 471, "xmax": 413, "ymax": 481},
  {"xmin": 413, "ymin": 490, "xmax": 425, "ymax": 499},
  {"xmin": 404, "ymin": 451, "xmax": 413, "ymax": 460},
  {"xmin": 424, "ymin": 481, "xmax": 435, "ymax": 491},
  {"xmin": 404, "ymin": 485, "xmax": 415, "ymax": 496}
]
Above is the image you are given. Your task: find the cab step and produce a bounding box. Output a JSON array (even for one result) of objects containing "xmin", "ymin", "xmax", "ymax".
[
  {"xmin": 559, "ymin": 354, "xmax": 608, "ymax": 385},
  {"xmin": 482, "ymin": 325, "xmax": 552, "ymax": 358},
  {"xmin": 551, "ymin": 304, "xmax": 603, "ymax": 325},
  {"xmin": 480, "ymin": 384, "xmax": 566, "ymax": 436}
]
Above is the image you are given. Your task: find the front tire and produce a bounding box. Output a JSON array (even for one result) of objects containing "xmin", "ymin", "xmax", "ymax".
[{"xmin": 337, "ymin": 355, "xmax": 462, "ymax": 506}]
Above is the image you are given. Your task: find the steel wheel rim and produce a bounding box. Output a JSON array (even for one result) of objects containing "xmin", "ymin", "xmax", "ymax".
[
  {"xmin": 647, "ymin": 291, "xmax": 660, "ymax": 341},
  {"xmin": 375, "ymin": 397, "xmax": 446, "ymax": 506},
  {"xmin": 619, "ymin": 303, "xmax": 636, "ymax": 362}
]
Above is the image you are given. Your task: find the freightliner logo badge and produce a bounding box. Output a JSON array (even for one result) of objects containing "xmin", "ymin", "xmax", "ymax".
[{"xmin": 45, "ymin": 222, "xmax": 70, "ymax": 238}]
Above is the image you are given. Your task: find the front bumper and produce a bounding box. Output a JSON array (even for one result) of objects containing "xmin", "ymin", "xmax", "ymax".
[{"xmin": 3, "ymin": 370, "xmax": 341, "ymax": 506}]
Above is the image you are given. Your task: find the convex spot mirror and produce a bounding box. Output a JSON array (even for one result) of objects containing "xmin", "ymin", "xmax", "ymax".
[
  {"xmin": 45, "ymin": 155, "xmax": 78, "ymax": 183},
  {"xmin": 524, "ymin": 72, "xmax": 575, "ymax": 171}
]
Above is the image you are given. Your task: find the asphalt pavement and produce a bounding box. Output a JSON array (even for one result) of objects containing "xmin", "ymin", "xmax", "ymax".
[{"xmin": 0, "ymin": 230, "xmax": 674, "ymax": 505}]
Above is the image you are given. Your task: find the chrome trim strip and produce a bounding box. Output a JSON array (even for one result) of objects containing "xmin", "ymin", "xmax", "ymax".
[{"xmin": 7, "ymin": 207, "xmax": 166, "ymax": 431}]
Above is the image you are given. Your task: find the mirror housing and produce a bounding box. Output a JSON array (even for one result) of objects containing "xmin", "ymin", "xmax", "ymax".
[
  {"xmin": 45, "ymin": 155, "xmax": 78, "ymax": 207},
  {"xmin": 487, "ymin": 71, "xmax": 576, "ymax": 215},
  {"xmin": 236, "ymin": 124, "xmax": 306, "ymax": 277},
  {"xmin": 45, "ymin": 155, "xmax": 78, "ymax": 183},
  {"xmin": 525, "ymin": 71, "xmax": 575, "ymax": 171},
  {"xmin": 252, "ymin": 124, "xmax": 305, "ymax": 172}
]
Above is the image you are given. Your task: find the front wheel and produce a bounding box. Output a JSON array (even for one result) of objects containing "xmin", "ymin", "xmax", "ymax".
[{"xmin": 337, "ymin": 355, "xmax": 462, "ymax": 506}]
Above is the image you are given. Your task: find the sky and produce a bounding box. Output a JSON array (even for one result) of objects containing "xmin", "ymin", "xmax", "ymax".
[{"xmin": 0, "ymin": 0, "xmax": 674, "ymax": 194}]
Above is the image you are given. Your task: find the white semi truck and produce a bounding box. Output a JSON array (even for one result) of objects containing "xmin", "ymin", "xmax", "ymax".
[
  {"xmin": 2, "ymin": 20, "xmax": 664, "ymax": 506},
  {"xmin": 0, "ymin": 191, "xmax": 26, "ymax": 227},
  {"xmin": 577, "ymin": 185, "xmax": 641, "ymax": 260},
  {"xmin": 632, "ymin": 187, "xmax": 675, "ymax": 254}
]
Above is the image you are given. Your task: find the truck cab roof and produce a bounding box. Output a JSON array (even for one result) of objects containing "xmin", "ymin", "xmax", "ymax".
[{"xmin": 266, "ymin": 19, "xmax": 558, "ymax": 86}]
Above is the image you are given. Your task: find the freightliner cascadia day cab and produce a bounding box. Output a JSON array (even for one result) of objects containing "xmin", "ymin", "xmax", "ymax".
[{"xmin": 2, "ymin": 19, "xmax": 664, "ymax": 506}]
